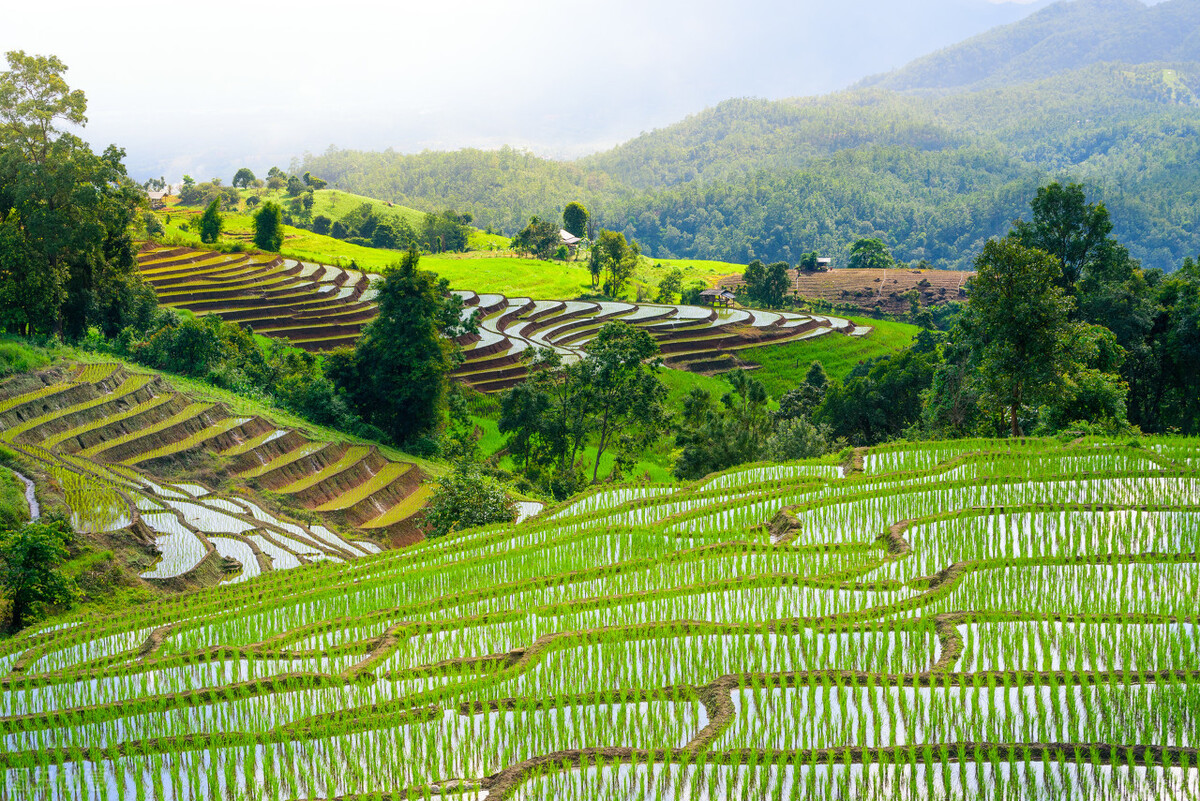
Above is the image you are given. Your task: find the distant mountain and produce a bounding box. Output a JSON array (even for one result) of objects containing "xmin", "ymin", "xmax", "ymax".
[
  {"xmin": 860, "ymin": 0, "xmax": 1200, "ymax": 92},
  {"xmin": 297, "ymin": 0, "xmax": 1200, "ymax": 273}
]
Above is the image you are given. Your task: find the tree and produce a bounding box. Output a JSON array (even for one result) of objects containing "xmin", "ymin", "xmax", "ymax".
[
  {"xmin": 327, "ymin": 247, "xmax": 471, "ymax": 446},
  {"xmin": 198, "ymin": 198, "xmax": 222, "ymax": 244},
  {"xmin": 0, "ymin": 51, "xmax": 86, "ymax": 165},
  {"xmin": 961, "ymin": 237, "xmax": 1076, "ymax": 437},
  {"xmin": 1011, "ymin": 182, "xmax": 1112, "ymax": 289},
  {"xmin": 512, "ymin": 216, "xmax": 560, "ymax": 260},
  {"xmin": 575, "ymin": 323, "xmax": 668, "ymax": 482},
  {"xmin": 372, "ymin": 219, "xmax": 402, "ymax": 249},
  {"xmin": 421, "ymin": 209, "xmax": 470, "ymax": 253},
  {"xmin": 312, "ymin": 214, "xmax": 332, "ymax": 235},
  {"xmin": 741, "ymin": 260, "xmax": 765, "ymax": 301},
  {"xmin": 302, "ymin": 171, "xmax": 327, "ymax": 190},
  {"xmin": 499, "ymin": 324, "xmax": 668, "ymax": 487},
  {"xmin": 563, "ymin": 201, "xmax": 589, "ymax": 239},
  {"xmin": 266, "ymin": 174, "xmax": 286, "ymax": 191},
  {"xmin": 656, "ymin": 267, "xmax": 684, "ymax": 303},
  {"xmin": 0, "ymin": 51, "xmax": 155, "ymax": 339},
  {"xmin": 814, "ymin": 347, "xmax": 939, "ymax": 445},
  {"xmin": 776, "ymin": 361, "xmax": 828, "ymax": 422},
  {"xmin": 674, "ymin": 370, "xmax": 772, "ymax": 480},
  {"xmin": 0, "ymin": 515, "xmax": 76, "ymax": 631},
  {"xmin": 285, "ymin": 174, "xmax": 306, "ymax": 196},
  {"xmin": 231, "ymin": 167, "xmax": 256, "ymax": 188},
  {"xmin": 798, "ymin": 251, "xmax": 822, "ymax": 272},
  {"xmin": 589, "ymin": 230, "xmax": 639, "ymax": 297},
  {"xmin": 423, "ymin": 465, "xmax": 516, "ymax": 538},
  {"xmin": 760, "ymin": 261, "xmax": 791, "ymax": 307},
  {"xmin": 847, "ymin": 238, "xmax": 894, "ymax": 270},
  {"xmin": 253, "ymin": 201, "xmax": 284, "ymax": 251}
]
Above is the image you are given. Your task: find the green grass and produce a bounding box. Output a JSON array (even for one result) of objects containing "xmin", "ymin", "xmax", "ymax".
[
  {"xmin": 638, "ymin": 256, "xmax": 745, "ymax": 291},
  {"xmin": 0, "ymin": 465, "xmax": 30, "ymax": 529},
  {"xmin": 0, "ymin": 337, "xmax": 54, "ymax": 378},
  {"xmin": 737, "ymin": 318, "xmax": 919, "ymax": 396}
]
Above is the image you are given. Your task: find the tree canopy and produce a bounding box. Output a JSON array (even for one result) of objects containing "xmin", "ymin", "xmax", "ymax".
[
  {"xmin": 327, "ymin": 248, "xmax": 472, "ymax": 447},
  {"xmin": 563, "ymin": 201, "xmax": 589, "ymax": 239},
  {"xmin": 0, "ymin": 50, "xmax": 156, "ymax": 339},
  {"xmin": 253, "ymin": 201, "xmax": 284, "ymax": 251},
  {"xmin": 0, "ymin": 515, "xmax": 76, "ymax": 631}
]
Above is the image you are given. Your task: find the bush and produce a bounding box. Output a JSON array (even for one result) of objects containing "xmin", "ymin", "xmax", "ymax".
[{"xmin": 423, "ymin": 466, "xmax": 516, "ymax": 538}]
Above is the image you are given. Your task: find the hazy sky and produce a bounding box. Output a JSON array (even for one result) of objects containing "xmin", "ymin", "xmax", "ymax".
[{"xmin": 3, "ymin": 0, "xmax": 1061, "ymax": 181}]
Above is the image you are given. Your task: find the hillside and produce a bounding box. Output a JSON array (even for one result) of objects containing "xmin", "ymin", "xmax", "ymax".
[
  {"xmin": 2, "ymin": 437, "xmax": 1197, "ymax": 798},
  {"xmin": 0, "ymin": 351, "xmax": 440, "ymax": 600},
  {"xmin": 860, "ymin": 0, "xmax": 1200, "ymax": 92},
  {"xmin": 294, "ymin": 0, "xmax": 1200, "ymax": 272},
  {"xmin": 135, "ymin": 245, "xmax": 884, "ymax": 391}
]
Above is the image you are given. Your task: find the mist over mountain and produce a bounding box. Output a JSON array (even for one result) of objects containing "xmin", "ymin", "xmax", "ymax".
[
  {"xmin": 861, "ymin": 0, "xmax": 1199, "ymax": 91},
  {"xmin": 296, "ymin": 0, "xmax": 1200, "ymax": 272}
]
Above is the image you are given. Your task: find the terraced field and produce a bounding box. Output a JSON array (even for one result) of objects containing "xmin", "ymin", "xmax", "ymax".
[
  {"xmin": 137, "ymin": 246, "xmax": 870, "ymax": 392},
  {"xmin": 0, "ymin": 362, "xmax": 430, "ymax": 588},
  {"xmin": 719, "ymin": 267, "xmax": 972, "ymax": 315},
  {"xmin": 3, "ymin": 436, "xmax": 1197, "ymax": 799}
]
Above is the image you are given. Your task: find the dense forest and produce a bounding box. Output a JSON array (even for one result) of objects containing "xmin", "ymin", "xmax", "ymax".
[{"xmin": 295, "ymin": 0, "xmax": 1200, "ymax": 272}]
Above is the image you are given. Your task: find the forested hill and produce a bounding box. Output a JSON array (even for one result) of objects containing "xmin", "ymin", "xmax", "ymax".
[
  {"xmin": 295, "ymin": 0, "xmax": 1200, "ymax": 272},
  {"xmin": 859, "ymin": 0, "xmax": 1200, "ymax": 92}
]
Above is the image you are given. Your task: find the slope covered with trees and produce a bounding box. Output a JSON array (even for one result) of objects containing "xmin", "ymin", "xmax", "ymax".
[
  {"xmin": 859, "ymin": 0, "xmax": 1200, "ymax": 92},
  {"xmin": 295, "ymin": 0, "xmax": 1200, "ymax": 272}
]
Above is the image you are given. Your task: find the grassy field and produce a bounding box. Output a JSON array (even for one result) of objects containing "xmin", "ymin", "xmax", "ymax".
[
  {"xmin": 738, "ymin": 318, "xmax": 920, "ymax": 396},
  {"xmin": 638, "ymin": 256, "xmax": 746, "ymax": 291}
]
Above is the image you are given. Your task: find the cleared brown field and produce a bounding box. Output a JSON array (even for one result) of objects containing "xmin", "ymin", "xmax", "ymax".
[{"xmin": 719, "ymin": 268, "xmax": 972, "ymax": 314}]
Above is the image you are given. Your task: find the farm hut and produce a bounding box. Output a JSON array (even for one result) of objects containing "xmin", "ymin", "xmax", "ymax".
[
  {"xmin": 146, "ymin": 189, "xmax": 167, "ymax": 210},
  {"xmin": 700, "ymin": 288, "xmax": 737, "ymax": 307},
  {"xmin": 816, "ymin": 257, "xmax": 832, "ymax": 270},
  {"xmin": 559, "ymin": 229, "xmax": 582, "ymax": 255}
]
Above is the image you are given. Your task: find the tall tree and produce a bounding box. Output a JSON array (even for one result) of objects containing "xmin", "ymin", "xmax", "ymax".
[
  {"xmin": 563, "ymin": 201, "xmax": 589, "ymax": 239},
  {"xmin": 0, "ymin": 51, "xmax": 155, "ymax": 338},
  {"xmin": 231, "ymin": 167, "xmax": 256, "ymax": 188},
  {"xmin": 589, "ymin": 230, "xmax": 639, "ymax": 298},
  {"xmin": 1011, "ymin": 182, "xmax": 1112, "ymax": 289},
  {"xmin": 253, "ymin": 201, "xmax": 284, "ymax": 251},
  {"xmin": 0, "ymin": 515, "xmax": 76, "ymax": 631},
  {"xmin": 847, "ymin": 238, "xmax": 894, "ymax": 270},
  {"xmin": 961, "ymin": 237, "xmax": 1075, "ymax": 437},
  {"xmin": 327, "ymin": 247, "xmax": 471, "ymax": 446},
  {"xmin": 575, "ymin": 323, "xmax": 667, "ymax": 482},
  {"xmin": 760, "ymin": 261, "xmax": 791, "ymax": 307},
  {"xmin": 198, "ymin": 198, "xmax": 222, "ymax": 244}
]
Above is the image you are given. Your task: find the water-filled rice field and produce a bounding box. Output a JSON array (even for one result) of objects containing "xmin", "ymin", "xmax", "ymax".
[{"xmin": 1, "ymin": 437, "xmax": 1197, "ymax": 799}]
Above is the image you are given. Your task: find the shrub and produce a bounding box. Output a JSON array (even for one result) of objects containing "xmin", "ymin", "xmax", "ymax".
[{"xmin": 423, "ymin": 466, "xmax": 516, "ymax": 538}]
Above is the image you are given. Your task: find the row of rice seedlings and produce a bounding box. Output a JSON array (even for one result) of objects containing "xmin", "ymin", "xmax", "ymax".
[
  {"xmin": 1, "ymin": 653, "xmax": 364, "ymax": 717},
  {"xmin": 717, "ymin": 674, "xmax": 1199, "ymax": 750},
  {"xmin": 701, "ymin": 463, "xmax": 843, "ymax": 491},
  {"xmin": 956, "ymin": 620, "xmax": 1199, "ymax": 673},
  {"xmin": 485, "ymin": 623, "xmax": 935, "ymax": 701},
  {"xmin": 546, "ymin": 582, "xmax": 923, "ymax": 632},
  {"xmin": 794, "ymin": 476, "xmax": 1200, "ymax": 545},
  {"xmin": 512, "ymin": 758, "xmax": 1200, "ymax": 801},
  {"xmin": 861, "ymin": 440, "xmax": 1017, "ymax": 476},
  {"xmin": 5, "ymin": 696, "xmax": 704, "ymax": 798},
  {"xmin": 870, "ymin": 509, "xmax": 1200, "ymax": 583},
  {"xmin": 433, "ymin": 546, "xmax": 883, "ymax": 622},
  {"xmin": 161, "ymin": 527, "xmax": 701, "ymax": 652},
  {"xmin": 926, "ymin": 561, "xmax": 1200, "ymax": 618},
  {"xmin": 551, "ymin": 485, "xmax": 680, "ymax": 519}
]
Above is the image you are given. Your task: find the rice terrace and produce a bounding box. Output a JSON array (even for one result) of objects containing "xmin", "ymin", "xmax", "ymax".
[
  {"xmin": 5, "ymin": 1, "xmax": 1200, "ymax": 799},
  {"xmin": 1, "ymin": 434, "xmax": 1199, "ymax": 799}
]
